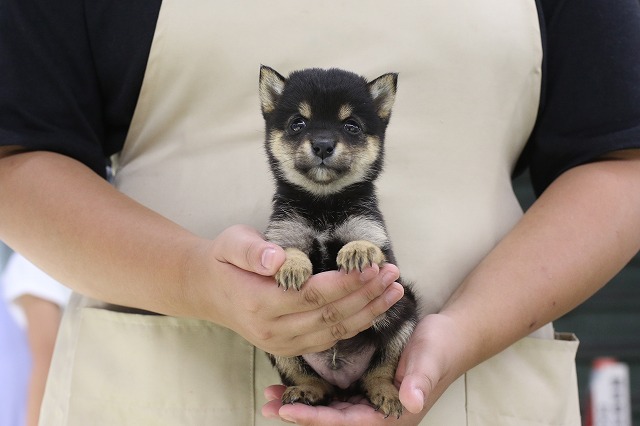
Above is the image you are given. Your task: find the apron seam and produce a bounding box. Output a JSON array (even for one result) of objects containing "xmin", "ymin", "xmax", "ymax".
[
  {"xmin": 464, "ymin": 372, "xmax": 469, "ymax": 426},
  {"xmin": 251, "ymin": 344, "xmax": 256, "ymax": 426}
]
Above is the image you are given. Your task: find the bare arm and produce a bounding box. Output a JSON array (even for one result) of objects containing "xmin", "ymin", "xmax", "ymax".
[
  {"xmin": 0, "ymin": 147, "xmax": 404, "ymax": 356},
  {"xmin": 399, "ymin": 149, "xmax": 640, "ymax": 414},
  {"xmin": 446, "ymin": 150, "xmax": 640, "ymax": 360},
  {"xmin": 0, "ymin": 148, "xmax": 207, "ymax": 316}
]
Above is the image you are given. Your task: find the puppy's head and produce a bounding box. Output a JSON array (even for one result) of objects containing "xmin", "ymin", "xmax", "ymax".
[{"xmin": 259, "ymin": 66, "xmax": 397, "ymax": 197}]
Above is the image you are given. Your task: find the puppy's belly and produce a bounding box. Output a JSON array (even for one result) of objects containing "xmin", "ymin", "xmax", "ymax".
[{"xmin": 302, "ymin": 343, "xmax": 375, "ymax": 389}]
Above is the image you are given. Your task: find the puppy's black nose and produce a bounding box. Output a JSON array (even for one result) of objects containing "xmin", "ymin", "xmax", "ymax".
[{"xmin": 312, "ymin": 138, "xmax": 335, "ymax": 159}]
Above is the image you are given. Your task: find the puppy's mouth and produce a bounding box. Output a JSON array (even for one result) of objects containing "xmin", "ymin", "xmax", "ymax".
[{"xmin": 296, "ymin": 158, "xmax": 351, "ymax": 184}]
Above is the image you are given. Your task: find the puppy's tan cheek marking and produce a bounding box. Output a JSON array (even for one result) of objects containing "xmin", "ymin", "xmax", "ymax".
[
  {"xmin": 366, "ymin": 135, "xmax": 381, "ymax": 150},
  {"xmin": 357, "ymin": 135, "xmax": 381, "ymax": 165},
  {"xmin": 338, "ymin": 104, "xmax": 353, "ymax": 121},
  {"xmin": 269, "ymin": 130, "xmax": 295, "ymax": 166},
  {"xmin": 343, "ymin": 135, "xmax": 380, "ymax": 182},
  {"xmin": 299, "ymin": 102, "xmax": 312, "ymax": 119}
]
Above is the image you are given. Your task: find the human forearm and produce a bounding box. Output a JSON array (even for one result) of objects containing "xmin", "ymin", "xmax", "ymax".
[
  {"xmin": 442, "ymin": 150, "xmax": 640, "ymax": 369},
  {"xmin": 393, "ymin": 150, "xmax": 640, "ymax": 417},
  {"xmin": 0, "ymin": 149, "xmax": 205, "ymax": 316}
]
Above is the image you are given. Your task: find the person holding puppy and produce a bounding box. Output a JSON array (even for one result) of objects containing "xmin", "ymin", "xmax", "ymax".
[{"xmin": 1, "ymin": 0, "xmax": 639, "ymax": 425}]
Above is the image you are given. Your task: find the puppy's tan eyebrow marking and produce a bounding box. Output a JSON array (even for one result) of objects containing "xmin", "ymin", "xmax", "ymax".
[
  {"xmin": 298, "ymin": 102, "xmax": 312, "ymax": 119},
  {"xmin": 338, "ymin": 104, "xmax": 353, "ymax": 121}
]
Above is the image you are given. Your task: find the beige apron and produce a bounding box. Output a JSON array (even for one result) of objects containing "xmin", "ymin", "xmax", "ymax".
[{"xmin": 40, "ymin": 1, "xmax": 581, "ymax": 424}]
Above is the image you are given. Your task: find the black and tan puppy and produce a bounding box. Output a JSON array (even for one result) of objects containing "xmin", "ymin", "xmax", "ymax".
[{"xmin": 259, "ymin": 66, "xmax": 418, "ymax": 418}]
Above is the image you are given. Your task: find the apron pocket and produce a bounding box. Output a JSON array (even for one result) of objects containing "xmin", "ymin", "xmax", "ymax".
[
  {"xmin": 466, "ymin": 333, "xmax": 581, "ymax": 426},
  {"xmin": 64, "ymin": 307, "xmax": 254, "ymax": 426}
]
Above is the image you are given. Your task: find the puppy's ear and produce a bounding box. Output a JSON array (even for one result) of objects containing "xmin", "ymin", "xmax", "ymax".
[
  {"xmin": 260, "ymin": 65, "xmax": 287, "ymax": 115},
  {"xmin": 368, "ymin": 73, "xmax": 398, "ymax": 120}
]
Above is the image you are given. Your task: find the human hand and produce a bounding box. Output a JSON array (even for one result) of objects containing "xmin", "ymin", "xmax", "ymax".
[
  {"xmin": 190, "ymin": 225, "xmax": 405, "ymax": 356},
  {"xmin": 394, "ymin": 313, "xmax": 467, "ymax": 416},
  {"xmin": 261, "ymin": 314, "xmax": 467, "ymax": 425},
  {"xmin": 262, "ymin": 385, "xmax": 425, "ymax": 425}
]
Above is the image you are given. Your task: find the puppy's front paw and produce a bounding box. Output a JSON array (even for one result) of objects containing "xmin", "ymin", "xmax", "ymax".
[
  {"xmin": 337, "ymin": 240, "xmax": 385, "ymax": 273},
  {"xmin": 275, "ymin": 248, "xmax": 312, "ymax": 290}
]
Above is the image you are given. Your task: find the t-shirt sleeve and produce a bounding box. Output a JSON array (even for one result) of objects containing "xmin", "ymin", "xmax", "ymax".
[
  {"xmin": 0, "ymin": 0, "xmax": 108, "ymax": 177},
  {"xmin": 526, "ymin": 0, "xmax": 640, "ymax": 195}
]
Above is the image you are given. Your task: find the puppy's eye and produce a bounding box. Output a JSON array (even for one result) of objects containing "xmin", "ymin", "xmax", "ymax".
[
  {"xmin": 288, "ymin": 117, "xmax": 307, "ymax": 134},
  {"xmin": 343, "ymin": 119, "xmax": 362, "ymax": 135}
]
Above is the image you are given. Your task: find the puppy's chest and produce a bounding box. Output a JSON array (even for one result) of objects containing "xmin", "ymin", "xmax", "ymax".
[{"xmin": 266, "ymin": 213, "xmax": 389, "ymax": 273}]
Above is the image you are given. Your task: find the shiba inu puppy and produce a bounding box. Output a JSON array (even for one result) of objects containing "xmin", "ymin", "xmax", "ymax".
[{"xmin": 259, "ymin": 65, "xmax": 418, "ymax": 418}]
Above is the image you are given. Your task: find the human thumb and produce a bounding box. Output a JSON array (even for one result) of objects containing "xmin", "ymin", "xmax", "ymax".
[
  {"xmin": 399, "ymin": 373, "xmax": 429, "ymax": 414},
  {"xmin": 396, "ymin": 331, "xmax": 441, "ymax": 414},
  {"xmin": 214, "ymin": 225, "xmax": 285, "ymax": 276},
  {"xmin": 397, "ymin": 313, "xmax": 461, "ymax": 415}
]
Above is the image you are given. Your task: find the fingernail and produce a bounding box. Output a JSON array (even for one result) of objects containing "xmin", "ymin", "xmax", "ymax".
[
  {"xmin": 261, "ymin": 248, "xmax": 276, "ymax": 270},
  {"xmin": 280, "ymin": 414, "xmax": 296, "ymax": 424},
  {"xmin": 414, "ymin": 387, "xmax": 425, "ymax": 406}
]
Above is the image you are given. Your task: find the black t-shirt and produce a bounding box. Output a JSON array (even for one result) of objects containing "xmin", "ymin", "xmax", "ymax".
[{"xmin": 1, "ymin": 0, "xmax": 639, "ymax": 195}]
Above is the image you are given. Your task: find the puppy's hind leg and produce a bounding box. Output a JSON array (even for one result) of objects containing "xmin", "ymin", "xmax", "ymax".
[
  {"xmin": 270, "ymin": 354, "xmax": 334, "ymax": 406},
  {"xmin": 360, "ymin": 355, "xmax": 404, "ymax": 419}
]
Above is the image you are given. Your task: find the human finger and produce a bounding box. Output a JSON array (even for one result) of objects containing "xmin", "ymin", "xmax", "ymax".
[
  {"xmin": 287, "ymin": 262, "xmax": 398, "ymax": 316},
  {"xmin": 276, "ymin": 263, "xmax": 390, "ymax": 325},
  {"xmin": 252, "ymin": 269, "xmax": 368, "ymax": 324},
  {"xmin": 399, "ymin": 376, "xmax": 429, "ymax": 415},
  {"xmin": 285, "ymin": 264, "xmax": 380, "ymax": 312},
  {"xmin": 277, "ymin": 400, "xmax": 416, "ymax": 425},
  {"xmin": 295, "ymin": 282, "xmax": 404, "ymax": 354},
  {"xmin": 395, "ymin": 329, "xmax": 433, "ymax": 414},
  {"xmin": 396, "ymin": 314, "xmax": 461, "ymax": 415},
  {"xmin": 212, "ymin": 224, "xmax": 285, "ymax": 276},
  {"xmin": 339, "ymin": 281, "xmax": 404, "ymax": 335},
  {"xmin": 264, "ymin": 384, "xmax": 286, "ymax": 401},
  {"xmin": 278, "ymin": 402, "xmax": 371, "ymax": 425},
  {"xmin": 262, "ymin": 385, "xmax": 287, "ymax": 420}
]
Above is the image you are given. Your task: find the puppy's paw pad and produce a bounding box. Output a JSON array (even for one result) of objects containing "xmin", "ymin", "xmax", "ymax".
[
  {"xmin": 337, "ymin": 240, "xmax": 385, "ymax": 273},
  {"xmin": 282, "ymin": 385, "xmax": 329, "ymax": 406},
  {"xmin": 275, "ymin": 249, "xmax": 312, "ymax": 290}
]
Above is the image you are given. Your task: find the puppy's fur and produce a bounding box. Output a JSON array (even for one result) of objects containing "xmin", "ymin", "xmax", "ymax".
[{"xmin": 259, "ymin": 66, "xmax": 418, "ymax": 418}]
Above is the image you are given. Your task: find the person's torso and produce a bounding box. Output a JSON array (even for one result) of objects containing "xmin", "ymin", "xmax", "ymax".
[
  {"xmin": 42, "ymin": 3, "xmax": 584, "ymax": 426},
  {"xmin": 115, "ymin": 0, "xmax": 543, "ymax": 313}
]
